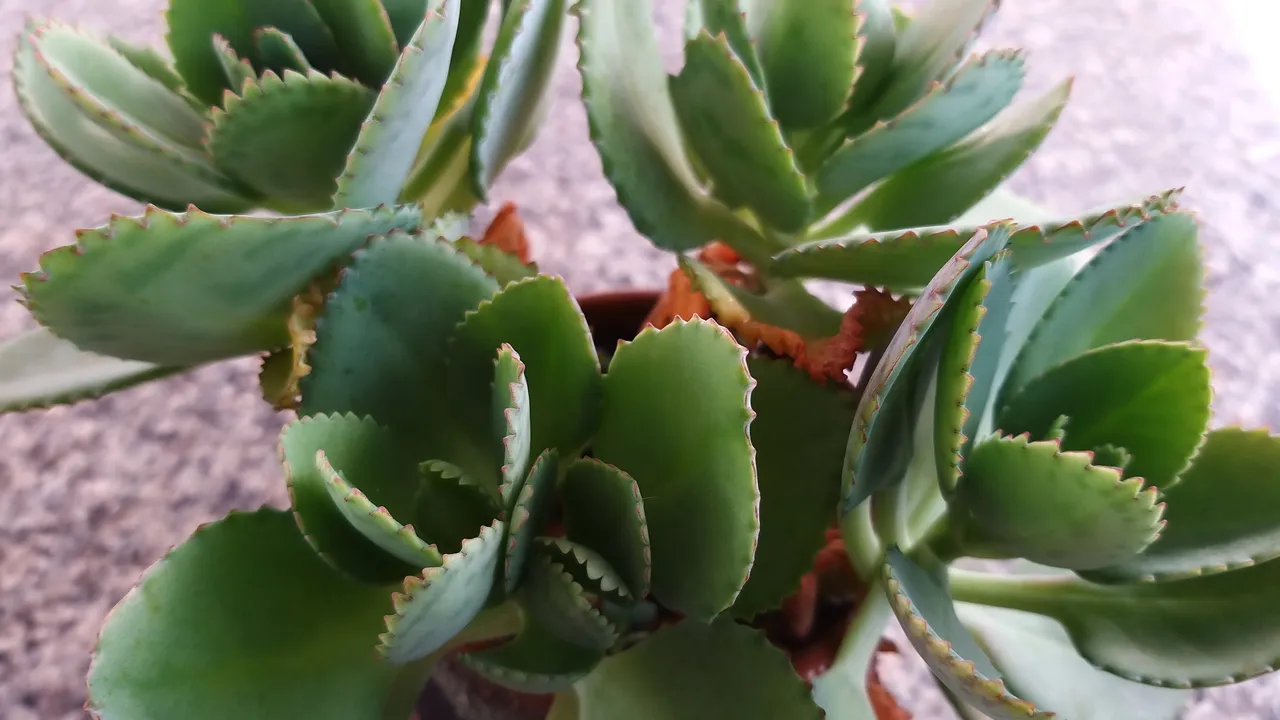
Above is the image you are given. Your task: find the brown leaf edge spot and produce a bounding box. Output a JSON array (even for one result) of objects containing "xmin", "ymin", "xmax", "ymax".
[{"xmin": 479, "ymin": 202, "xmax": 532, "ymax": 264}]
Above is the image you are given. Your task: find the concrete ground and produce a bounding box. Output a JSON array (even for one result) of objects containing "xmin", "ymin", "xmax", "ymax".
[{"xmin": 2, "ymin": 0, "xmax": 1279, "ymax": 717}]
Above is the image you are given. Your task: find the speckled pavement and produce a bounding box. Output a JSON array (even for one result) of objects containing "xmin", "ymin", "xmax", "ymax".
[{"xmin": 1, "ymin": 1, "xmax": 1278, "ymax": 718}]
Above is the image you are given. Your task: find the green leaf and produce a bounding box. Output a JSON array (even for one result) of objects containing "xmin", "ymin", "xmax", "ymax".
[
  {"xmin": 14, "ymin": 22, "xmax": 250, "ymax": 213},
  {"xmin": 308, "ymin": 0, "xmax": 401, "ymax": 86},
  {"xmin": 957, "ymin": 603, "xmax": 1193, "ymax": 719},
  {"xmin": 470, "ymin": 0, "xmax": 567, "ymax": 197},
  {"xmin": 494, "ymin": 345, "xmax": 533, "ymax": 503},
  {"xmin": 733, "ymin": 357, "xmax": 854, "ymax": 617},
  {"xmin": 933, "ymin": 252, "xmax": 1017, "ymax": 493},
  {"xmin": 817, "ymin": 50, "xmax": 1025, "ymax": 210},
  {"xmin": 460, "ymin": 616, "xmax": 603, "ymax": 693},
  {"xmin": 669, "ymin": 32, "xmax": 811, "ymax": 233},
  {"xmin": 254, "ymin": 27, "xmax": 313, "ymax": 73},
  {"xmin": 841, "ymin": 224, "xmax": 1010, "ymax": 514},
  {"xmin": 998, "ymin": 341, "xmax": 1212, "ymax": 492},
  {"xmin": 1003, "ymin": 212, "xmax": 1204, "ymax": 399},
  {"xmin": 87, "ymin": 508, "xmax": 404, "ymax": 719},
  {"xmin": 379, "ymin": 519, "xmax": 506, "ymax": 663},
  {"xmin": 300, "ymin": 230, "xmax": 497, "ymax": 451},
  {"xmin": 520, "ymin": 550, "xmax": 619, "ymax": 651},
  {"xmin": 22, "ymin": 205, "xmax": 423, "ymax": 366},
  {"xmin": 574, "ymin": 0, "xmax": 726, "ymax": 251},
  {"xmin": 574, "ymin": 617, "xmax": 822, "ymax": 720},
  {"xmin": 949, "ymin": 433, "xmax": 1164, "ymax": 570},
  {"xmin": 865, "ymin": 0, "xmax": 1001, "ymax": 121},
  {"xmin": 747, "ymin": 0, "xmax": 858, "ymax": 130},
  {"xmin": 382, "ymin": 0, "xmax": 431, "ymax": 47},
  {"xmin": 846, "ymin": 79, "xmax": 1072, "ymax": 232},
  {"xmin": 105, "ymin": 35, "xmax": 201, "ymax": 108},
  {"xmin": 0, "ymin": 327, "xmax": 185, "ymax": 412},
  {"xmin": 1082, "ymin": 428, "xmax": 1280, "ymax": 583},
  {"xmin": 842, "ymin": 0, "xmax": 896, "ymax": 116},
  {"xmin": 684, "ymin": 0, "xmax": 765, "ymax": 88},
  {"xmin": 446, "ymin": 276, "xmax": 603, "ymax": 481},
  {"xmin": 318, "ymin": 449, "xmax": 444, "ymax": 568},
  {"xmin": 166, "ymin": 0, "xmax": 344, "ymax": 105},
  {"xmin": 883, "ymin": 548, "xmax": 1052, "ymax": 719},
  {"xmin": 454, "ymin": 237, "xmax": 540, "ymax": 285},
  {"xmin": 435, "ymin": 0, "xmax": 492, "ymax": 121},
  {"xmin": 212, "ymin": 34, "xmax": 257, "ymax": 93},
  {"xmin": 208, "ymin": 69, "xmax": 376, "ymax": 210},
  {"xmin": 786, "ymin": 190, "xmax": 1184, "ymax": 290},
  {"xmin": 333, "ymin": 0, "xmax": 461, "ymax": 209},
  {"xmin": 563, "ymin": 458, "xmax": 652, "ymax": 599},
  {"xmin": 591, "ymin": 318, "xmax": 759, "ymax": 621},
  {"xmin": 282, "ymin": 413, "xmax": 424, "ymax": 583},
  {"xmin": 415, "ymin": 460, "xmax": 502, "ymax": 554},
  {"xmin": 502, "ymin": 450, "xmax": 560, "ymax": 593},
  {"xmin": 682, "ymin": 258, "xmax": 844, "ymax": 337},
  {"xmin": 534, "ymin": 537, "xmax": 635, "ymax": 602}
]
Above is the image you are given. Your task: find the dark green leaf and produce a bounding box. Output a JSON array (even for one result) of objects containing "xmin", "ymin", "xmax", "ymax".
[
  {"xmin": 534, "ymin": 537, "xmax": 635, "ymax": 603},
  {"xmin": 87, "ymin": 508, "xmax": 404, "ymax": 719},
  {"xmin": 212, "ymin": 34, "xmax": 257, "ymax": 92},
  {"xmin": 998, "ymin": 341, "xmax": 1212, "ymax": 492},
  {"xmin": 684, "ymin": 0, "xmax": 765, "ymax": 88},
  {"xmin": 520, "ymin": 551, "xmax": 619, "ymax": 651},
  {"xmin": 22, "ymin": 205, "xmax": 423, "ymax": 366},
  {"xmin": 318, "ymin": 449, "xmax": 444, "ymax": 568},
  {"xmin": 563, "ymin": 458, "xmax": 652, "ymax": 599},
  {"xmin": 748, "ymin": 0, "xmax": 859, "ymax": 130},
  {"xmin": 308, "ymin": 0, "xmax": 401, "ymax": 86},
  {"xmin": 842, "ymin": 0, "xmax": 896, "ymax": 116},
  {"xmin": 501, "ymin": 450, "xmax": 560, "ymax": 593},
  {"xmin": 435, "ymin": 0, "xmax": 492, "ymax": 123},
  {"xmin": 460, "ymin": 618, "xmax": 603, "ymax": 693},
  {"xmin": 415, "ymin": 460, "xmax": 502, "ymax": 554},
  {"xmin": 254, "ymin": 27, "xmax": 313, "ymax": 73},
  {"xmin": 382, "ymin": 0, "xmax": 431, "ymax": 47}
]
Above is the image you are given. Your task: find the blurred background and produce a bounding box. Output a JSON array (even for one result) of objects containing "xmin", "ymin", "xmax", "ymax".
[{"xmin": 1, "ymin": 0, "xmax": 1279, "ymax": 717}]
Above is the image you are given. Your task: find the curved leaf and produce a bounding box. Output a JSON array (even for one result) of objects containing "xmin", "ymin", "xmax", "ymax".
[
  {"xmin": 1083, "ymin": 428, "xmax": 1280, "ymax": 583},
  {"xmin": 454, "ymin": 237, "xmax": 540, "ymax": 285},
  {"xmin": 733, "ymin": 357, "xmax": 853, "ymax": 617},
  {"xmin": 998, "ymin": 341, "xmax": 1212, "ymax": 492},
  {"xmin": 435, "ymin": 0, "xmax": 492, "ymax": 121},
  {"xmin": 318, "ymin": 449, "xmax": 444, "ymax": 568},
  {"xmin": 213, "ymin": 34, "xmax": 257, "ymax": 92},
  {"xmin": 308, "ymin": 0, "xmax": 400, "ymax": 86},
  {"xmin": 379, "ymin": 519, "xmax": 505, "ymax": 663},
  {"xmin": 22, "ymin": 205, "xmax": 423, "ymax": 366},
  {"xmin": 333, "ymin": 0, "xmax": 461, "ymax": 209},
  {"xmin": 669, "ymin": 32, "xmax": 811, "ymax": 232},
  {"xmin": 382, "ymin": 0, "xmax": 432, "ymax": 47},
  {"xmin": 106, "ymin": 34, "xmax": 198, "ymax": 105},
  {"xmin": 87, "ymin": 508, "xmax": 403, "ymax": 719},
  {"xmin": 684, "ymin": 0, "xmax": 764, "ymax": 87},
  {"xmin": 494, "ymin": 345, "xmax": 533, "ymax": 503},
  {"xmin": 574, "ymin": 617, "xmax": 822, "ymax": 720},
  {"xmin": 535, "ymin": 537, "xmax": 634, "ymax": 603},
  {"xmin": 254, "ymin": 27, "xmax": 313, "ymax": 72},
  {"xmin": 470, "ymin": 0, "xmax": 567, "ymax": 197},
  {"xmin": 748, "ymin": 0, "xmax": 858, "ymax": 130},
  {"xmin": 415, "ymin": 459, "xmax": 502, "ymax": 554},
  {"xmin": 520, "ymin": 551, "xmax": 619, "ymax": 651},
  {"xmin": 563, "ymin": 458, "xmax": 652, "ymax": 599},
  {"xmin": 208, "ymin": 69, "xmax": 376, "ymax": 209},
  {"xmin": 843, "ymin": 0, "xmax": 896, "ymax": 116},
  {"xmin": 300, "ymin": 230, "xmax": 497, "ymax": 450},
  {"xmin": 282, "ymin": 413, "xmax": 424, "ymax": 583},
  {"xmin": 1003, "ymin": 212, "xmax": 1204, "ymax": 399},
  {"xmin": 502, "ymin": 450, "xmax": 560, "ymax": 593},
  {"xmin": 591, "ymin": 318, "xmax": 759, "ymax": 621},
  {"xmin": 460, "ymin": 617, "xmax": 603, "ymax": 693}
]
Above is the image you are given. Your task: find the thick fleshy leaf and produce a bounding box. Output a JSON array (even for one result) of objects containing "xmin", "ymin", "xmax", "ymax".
[
  {"xmin": 308, "ymin": 0, "xmax": 400, "ymax": 86},
  {"xmin": 401, "ymin": 87, "xmax": 480, "ymax": 213},
  {"xmin": 520, "ymin": 550, "xmax": 619, "ymax": 651},
  {"xmin": 998, "ymin": 341, "xmax": 1212, "ymax": 492},
  {"xmin": 208, "ymin": 69, "xmax": 376, "ymax": 209},
  {"xmin": 950, "ymin": 558, "xmax": 1280, "ymax": 688},
  {"xmin": 684, "ymin": 0, "xmax": 764, "ymax": 87},
  {"xmin": 883, "ymin": 548, "xmax": 1051, "ymax": 719},
  {"xmin": 22, "ymin": 205, "xmax": 423, "ymax": 366},
  {"xmin": 575, "ymin": 0, "xmax": 726, "ymax": 251},
  {"xmin": 434, "ymin": 0, "xmax": 491, "ymax": 121},
  {"xmin": 733, "ymin": 357, "xmax": 854, "ymax": 617},
  {"xmin": 563, "ymin": 458, "xmax": 652, "ymax": 599},
  {"xmin": 87, "ymin": 508, "xmax": 405, "ymax": 719},
  {"xmin": 282, "ymin": 413, "xmax": 424, "ymax": 583},
  {"xmin": 494, "ymin": 346, "xmax": 533, "ymax": 503},
  {"xmin": 166, "ymin": 0, "xmax": 344, "ymax": 105},
  {"xmin": 318, "ymin": 449, "xmax": 444, "ymax": 568},
  {"xmin": 454, "ymin": 237, "xmax": 540, "ymax": 285},
  {"xmin": 817, "ymin": 50, "xmax": 1025, "ymax": 210},
  {"xmin": 0, "ymin": 328, "xmax": 184, "ymax": 412},
  {"xmin": 865, "ymin": 0, "xmax": 1001, "ymax": 121},
  {"xmin": 254, "ymin": 27, "xmax": 313, "ymax": 72},
  {"xmin": 842, "ymin": 0, "xmax": 896, "ymax": 116},
  {"xmin": 470, "ymin": 0, "xmax": 567, "ymax": 197},
  {"xmin": 958, "ymin": 603, "xmax": 1193, "ymax": 719},
  {"xmin": 534, "ymin": 537, "xmax": 634, "ymax": 602},
  {"xmin": 14, "ymin": 22, "xmax": 250, "ymax": 213},
  {"xmin": 213, "ymin": 34, "xmax": 257, "ymax": 91},
  {"xmin": 574, "ymin": 617, "xmax": 822, "ymax": 719},
  {"xmin": 949, "ymin": 433, "xmax": 1164, "ymax": 570},
  {"xmin": 106, "ymin": 35, "xmax": 197, "ymax": 105},
  {"xmin": 382, "ymin": 0, "xmax": 432, "ymax": 47},
  {"xmin": 502, "ymin": 450, "xmax": 560, "ymax": 593},
  {"xmin": 669, "ymin": 32, "xmax": 811, "ymax": 232},
  {"xmin": 846, "ymin": 79, "xmax": 1072, "ymax": 232},
  {"xmin": 840, "ymin": 224, "xmax": 1010, "ymax": 514},
  {"xmin": 747, "ymin": 0, "xmax": 858, "ymax": 130},
  {"xmin": 446, "ymin": 276, "xmax": 602, "ymax": 482},
  {"xmin": 682, "ymin": 258, "xmax": 844, "ymax": 338},
  {"xmin": 379, "ymin": 519, "xmax": 505, "ymax": 663},
  {"xmin": 785, "ymin": 190, "xmax": 1184, "ymax": 290},
  {"xmin": 300, "ymin": 230, "xmax": 497, "ymax": 450},
  {"xmin": 415, "ymin": 460, "xmax": 502, "ymax": 554},
  {"xmin": 460, "ymin": 618, "xmax": 603, "ymax": 693},
  {"xmin": 1082, "ymin": 428, "xmax": 1280, "ymax": 583},
  {"xmin": 333, "ymin": 0, "xmax": 461, "ymax": 209},
  {"xmin": 591, "ymin": 318, "xmax": 759, "ymax": 621},
  {"xmin": 1003, "ymin": 212, "xmax": 1204, "ymax": 399}
]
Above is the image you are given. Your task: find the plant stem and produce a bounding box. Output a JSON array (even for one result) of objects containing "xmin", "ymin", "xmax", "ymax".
[
  {"xmin": 842, "ymin": 500, "xmax": 884, "ymax": 583},
  {"xmin": 917, "ymin": 515, "xmax": 961, "ymax": 566},
  {"xmin": 810, "ymin": 579, "xmax": 893, "ymax": 716},
  {"xmin": 948, "ymin": 567, "xmax": 1084, "ymax": 616}
]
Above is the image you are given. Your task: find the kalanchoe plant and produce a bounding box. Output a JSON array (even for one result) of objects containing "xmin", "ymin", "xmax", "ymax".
[
  {"xmin": 15, "ymin": 0, "xmax": 564, "ymax": 215},
  {"xmin": 1, "ymin": 0, "xmax": 564, "ymax": 413}
]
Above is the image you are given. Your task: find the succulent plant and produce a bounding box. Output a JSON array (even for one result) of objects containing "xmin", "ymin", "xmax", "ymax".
[
  {"xmin": 13, "ymin": 0, "xmax": 563, "ymax": 216},
  {"xmin": 1, "ymin": 0, "xmax": 565, "ymax": 413}
]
